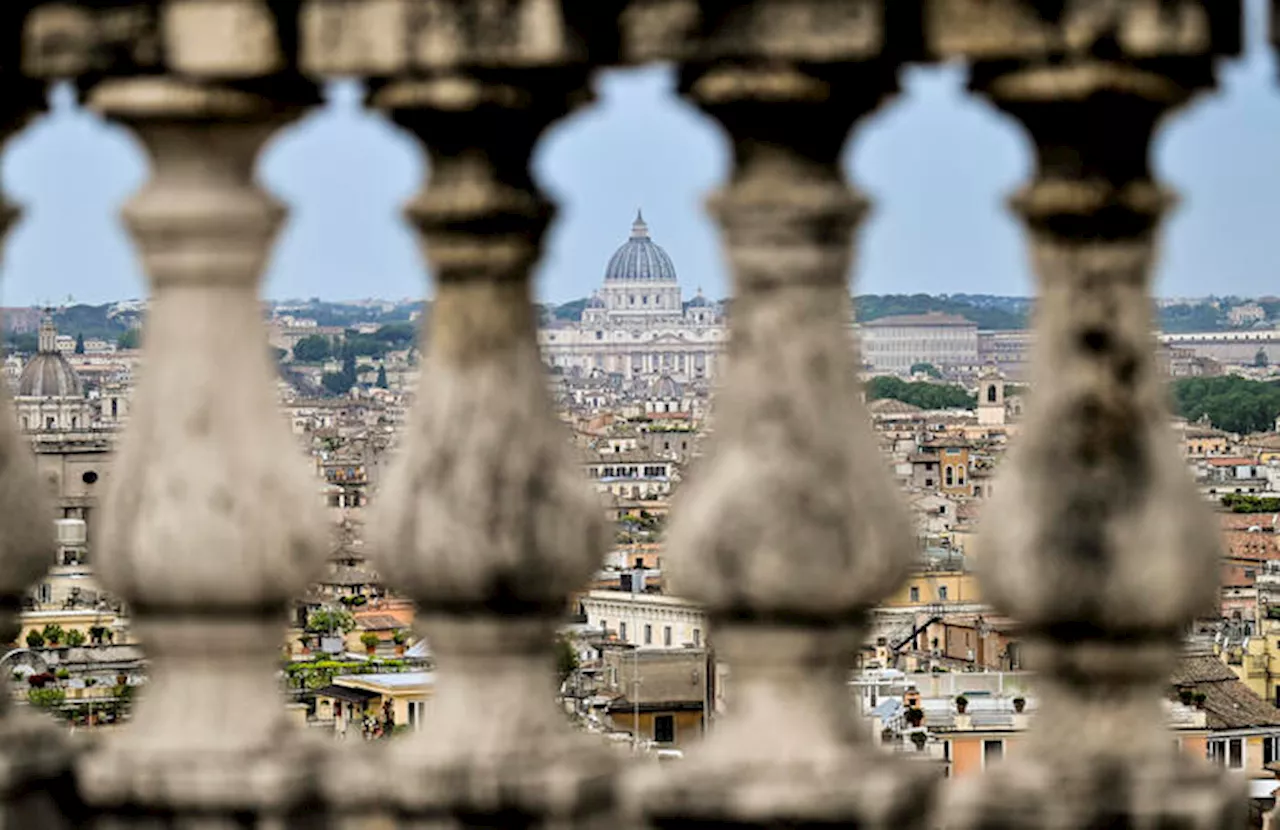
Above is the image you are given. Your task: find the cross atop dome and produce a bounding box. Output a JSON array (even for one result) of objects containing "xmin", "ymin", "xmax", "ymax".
[{"xmin": 631, "ymin": 208, "xmax": 649, "ymax": 239}]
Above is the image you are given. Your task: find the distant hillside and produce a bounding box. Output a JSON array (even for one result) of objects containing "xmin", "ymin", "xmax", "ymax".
[
  {"xmin": 854, "ymin": 294, "xmax": 1029, "ymax": 331},
  {"xmin": 553, "ymin": 298, "xmax": 588, "ymax": 321}
]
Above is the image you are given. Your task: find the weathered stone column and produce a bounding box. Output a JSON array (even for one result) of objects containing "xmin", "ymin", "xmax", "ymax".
[
  {"xmin": 628, "ymin": 17, "xmax": 937, "ymax": 825},
  {"xmin": 76, "ymin": 74, "xmax": 327, "ymax": 826},
  {"xmin": 355, "ymin": 70, "xmax": 615, "ymax": 825},
  {"xmin": 944, "ymin": 53, "xmax": 1244, "ymax": 830},
  {"xmin": 0, "ymin": 77, "xmax": 75, "ymax": 829}
]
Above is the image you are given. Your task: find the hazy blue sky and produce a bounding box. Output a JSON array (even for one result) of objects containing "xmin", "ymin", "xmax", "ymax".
[{"xmin": 2, "ymin": 0, "xmax": 1278, "ymax": 306}]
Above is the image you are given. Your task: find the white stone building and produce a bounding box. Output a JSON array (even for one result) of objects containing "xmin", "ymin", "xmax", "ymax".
[
  {"xmin": 538, "ymin": 212, "xmax": 727, "ymax": 381},
  {"xmin": 578, "ymin": 589, "xmax": 707, "ymax": 650},
  {"xmin": 859, "ymin": 312, "xmax": 980, "ymax": 374}
]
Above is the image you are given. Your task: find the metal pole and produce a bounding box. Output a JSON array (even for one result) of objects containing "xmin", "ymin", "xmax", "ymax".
[{"xmin": 633, "ymin": 643, "xmax": 639, "ymax": 753}]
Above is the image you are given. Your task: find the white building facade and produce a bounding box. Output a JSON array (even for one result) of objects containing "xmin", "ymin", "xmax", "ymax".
[
  {"xmin": 538, "ymin": 213, "xmax": 727, "ymax": 382},
  {"xmin": 579, "ymin": 589, "xmax": 707, "ymax": 650},
  {"xmin": 859, "ymin": 312, "xmax": 980, "ymax": 374}
]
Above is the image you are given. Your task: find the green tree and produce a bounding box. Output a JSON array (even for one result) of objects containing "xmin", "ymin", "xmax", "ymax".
[
  {"xmin": 321, "ymin": 372, "xmax": 352, "ymax": 396},
  {"xmin": 865, "ymin": 376, "xmax": 976, "ymax": 410},
  {"xmin": 291, "ymin": 334, "xmax": 332, "ymax": 363},
  {"xmin": 910, "ymin": 362, "xmax": 942, "ymax": 379},
  {"xmin": 74, "ymin": 332, "xmax": 85, "ymax": 354},
  {"xmin": 116, "ymin": 328, "xmax": 141, "ymax": 350},
  {"xmin": 554, "ymin": 635, "xmax": 578, "ymax": 683},
  {"xmin": 376, "ymin": 365, "xmax": 388, "ymax": 389},
  {"xmin": 1256, "ymin": 348, "xmax": 1270, "ymax": 368},
  {"xmin": 372, "ymin": 323, "xmax": 417, "ymax": 348},
  {"xmin": 4, "ymin": 332, "xmax": 37, "ymax": 354},
  {"xmin": 1170, "ymin": 376, "xmax": 1280, "ymax": 435}
]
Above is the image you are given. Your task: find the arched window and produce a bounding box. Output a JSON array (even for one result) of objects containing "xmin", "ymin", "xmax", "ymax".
[
  {"xmin": 945, "ymin": 467, "xmax": 954, "ymax": 487},
  {"xmin": 987, "ymin": 385, "xmax": 998, "ymax": 403}
]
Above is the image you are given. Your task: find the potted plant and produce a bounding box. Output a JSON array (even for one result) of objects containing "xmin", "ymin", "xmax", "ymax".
[
  {"xmin": 1178, "ymin": 687, "xmax": 1195, "ymax": 707},
  {"xmin": 25, "ymin": 630, "xmax": 44, "ymax": 649},
  {"xmin": 41, "ymin": 624, "xmax": 63, "ymax": 647},
  {"xmin": 54, "ymin": 668, "xmax": 70, "ymax": 681},
  {"xmin": 955, "ymin": 695, "xmax": 969, "ymax": 714},
  {"xmin": 392, "ymin": 629, "xmax": 408, "ymax": 656},
  {"xmin": 909, "ymin": 730, "xmax": 928, "ymax": 752},
  {"xmin": 64, "ymin": 629, "xmax": 85, "ymax": 648},
  {"xmin": 27, "ymin": 672, "xmax": 54, "ymax": 689},
  {"xmin": 88, "ymin": 625, "xmax": 106, "ymax": 645},
  {"xmin": 905, "ymin": 706, "xmax": 925, "ymax": 727},
  {"xmin": 1192, "ymin": 691, "xmax": 1207, "ymax": 710},
  {"xmin": 360, "ymin": 631, "xmax": 380, "ymax": 655},
  {"xmin": 1013, "ymin": 696, "xmax": 1026, "ymax": 714}
]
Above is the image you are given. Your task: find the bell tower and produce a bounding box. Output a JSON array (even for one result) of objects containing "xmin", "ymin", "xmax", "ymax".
[{"xmin": 977, "ymin": 366, "xmax": 1005, "ymax": 427}]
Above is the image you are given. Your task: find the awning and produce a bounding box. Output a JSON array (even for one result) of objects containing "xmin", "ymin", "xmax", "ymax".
[{"xmin": 313, "ymin": 684, "xmax": 380, "ymax": 704}]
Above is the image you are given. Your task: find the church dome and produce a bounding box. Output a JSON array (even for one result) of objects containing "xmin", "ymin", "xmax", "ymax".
[
  {"xmin": 650, "ymin": 374, "xmax": 682, "ymax": 400},
  {"xmin": 18, "ymin": 354, "xmax": 82, "ymax": 398},
  {"xmin": 604, "ymin": 211, "xmax": 678, "ymax": 283},
  {"xmin": 17, "ymin": 315, "xmax": 83, "ymax": 398}
]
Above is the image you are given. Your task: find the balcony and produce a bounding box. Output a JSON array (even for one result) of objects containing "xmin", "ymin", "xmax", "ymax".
[{"xmin": 0, "ymin": 1, "xmax": 1258, "ymax": 828}]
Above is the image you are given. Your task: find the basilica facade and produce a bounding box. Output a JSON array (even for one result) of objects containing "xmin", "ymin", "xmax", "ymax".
[{"xmin": 538, "ymin": 212, "xmax": 726, "ymax": 382}]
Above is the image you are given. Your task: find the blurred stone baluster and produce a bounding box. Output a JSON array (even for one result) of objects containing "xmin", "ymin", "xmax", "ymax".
[
  {"xmin": 76, "ymin": 75, "xmax": 327, "ymax": 827},
  {"xmin": 356, "ymin": 70, "xmax": 615, "ymax": 826},
  {"xmin": 0, "ymin": 84, "xmax": 76, "ymax": 829},
  {"xmin": 944, "ymin": 56, "xmax": 1244, "ymax": 829},
  {"xmin": 628, "ymin": 46, "xmax": 936, "ymax": 830}
]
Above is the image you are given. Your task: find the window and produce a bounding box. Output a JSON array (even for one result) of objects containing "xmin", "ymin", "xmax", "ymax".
[
  {"xmin": 1209, "ymin": 738, "xmax": 1245, "ymax": 769},
  {"xmin": 982, "ymin": 739, "xmax": 1004, "ymax": 766},
  {"xmin": 938, "ymin": 586, "xmax": 948, "ymax": 601},
  {"xmin": 945, "ymin": 467, "xmax": 954, "ymax": 487},
  {"xmin": 664, "ymin": 626, "xmax": 672, "ymax": 647},
  {"xmin": 925, "ymin": 479, "xmax": 934, "ymax": 487},
  {"xmin": 987, "ymin": 385, "xmax": 998, "ymax": 403},
  {"xmin": 111, "ymin": 399, "xmax": 118, "ymax": 418},
  {"xmin": 408, "ymin": 700, "xmax": 426, "ymax": 731},
  {"xmin": 1265, "ymin": 737, "xmax": 1280, "ymax": 766},
  {"xmin": 693, "ymin": 629, "xmax": 701, "ymax": 647},
  {"xmin": 644, "ymin": 625, "xmax": 652, "ymax": 645},
  {"xmin": 909, "ymin": 586, "xmax": 920, "ymax": 602},
  {"xmin": 619, "ymin": 622, "xmax": 627, "ymax": 642},
  {"xmin": 654, "ymin": 714, "xmax": 675, "ymax": 744}
]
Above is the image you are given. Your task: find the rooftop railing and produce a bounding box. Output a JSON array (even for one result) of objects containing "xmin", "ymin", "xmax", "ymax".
[{"xmin": 0, "ymin": 1, "xmax": 1258, "ymax": 827}]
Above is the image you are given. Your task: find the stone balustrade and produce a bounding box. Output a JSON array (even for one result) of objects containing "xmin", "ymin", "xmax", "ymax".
[{"xmin": 0, "ymin": 1, "xmax": 1255, "ymax": 827}]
